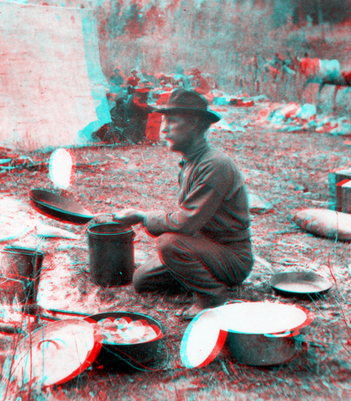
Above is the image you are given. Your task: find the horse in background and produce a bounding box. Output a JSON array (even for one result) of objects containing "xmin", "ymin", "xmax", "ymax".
[{"xmin": 297, "ymin": 55, "xmax": 351, "ymax": 111}]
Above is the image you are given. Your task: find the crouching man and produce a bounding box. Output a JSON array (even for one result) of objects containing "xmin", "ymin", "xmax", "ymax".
[{"xmin": 112, "ymin": 89, "xmax": 254, "ymax": 319}]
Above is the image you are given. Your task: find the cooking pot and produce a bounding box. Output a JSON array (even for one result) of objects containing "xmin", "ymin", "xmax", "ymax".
[
  {"xmin": 0, "ymin": 246, "xmax": 45, "ymax": 304},
  {"xmin": 219, "ymin": 301, "xmax": 313, "ymax": 366},
  {"xmin": 87, "ymin": 223, "xmax": 135, "ymax": 287},
  {"xmin": 85, "ymin": 311, "xmax": 166, "ymax": 371},
  {"xmin": 181, "ymin": 301, "xmax": 313, "ymax": 368}
]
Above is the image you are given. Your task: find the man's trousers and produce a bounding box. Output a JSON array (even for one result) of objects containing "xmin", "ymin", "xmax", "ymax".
[{"xmin": 133, "ymin": 233, "xmax": 254, "ymax": 308}]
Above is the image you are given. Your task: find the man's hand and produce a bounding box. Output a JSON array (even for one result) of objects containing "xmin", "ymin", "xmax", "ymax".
[
  {"xmin": 112, "ymin": 208, "xmax": 146, "ymax": 226},
  {"xmin": 92, "ymin": 214, "xmax": 113, "ymax": 224}
]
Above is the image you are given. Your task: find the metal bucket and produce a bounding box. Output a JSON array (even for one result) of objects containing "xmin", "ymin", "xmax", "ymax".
[
  {"xmin": 0, "ymin": 246, "xmax": 45, "ymax": 304},
  {"xmin": 87, "ymin": 223, "xmax": 135, "ymax": 287}
]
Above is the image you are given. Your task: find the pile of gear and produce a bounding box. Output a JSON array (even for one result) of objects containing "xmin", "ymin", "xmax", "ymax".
[
  {"xmin": 266, "ymin": 103, "xmax": 351, "ymax": 135},
  {"xmin": 93, "ymin": 67, "xmax": 218, "ymax": 144}
]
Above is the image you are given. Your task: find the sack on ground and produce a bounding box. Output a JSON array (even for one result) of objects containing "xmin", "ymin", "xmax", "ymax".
[{"xmin": 291, "ymin": 208, "xmax": 351, "ymax": 240}]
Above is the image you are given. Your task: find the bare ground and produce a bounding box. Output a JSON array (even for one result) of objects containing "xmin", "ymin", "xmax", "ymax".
[{"xmin": 1, "ymin": 100, "xmax": 351, "ymax": 400}]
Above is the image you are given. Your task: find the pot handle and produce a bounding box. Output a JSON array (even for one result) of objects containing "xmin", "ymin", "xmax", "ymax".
[
  {"xmin": 264, "ymin": 329, "xmax": 300, "ymax": 338},
  {"xmin": 224, "ymin": 300, "xmax": 247, "ymax": 305}
]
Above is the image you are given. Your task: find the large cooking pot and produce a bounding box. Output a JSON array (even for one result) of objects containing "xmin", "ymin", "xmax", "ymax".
[
  {"xmin": 85, "ymin": 311, "xmax": 166, "ymax": 371},
  {"xmin": 217, "ymin": 301, "xmax": 313, "ymax": 366},
  {"xmin": 181, "ymin": 301, "xmax": 313, "ymax": 368}
]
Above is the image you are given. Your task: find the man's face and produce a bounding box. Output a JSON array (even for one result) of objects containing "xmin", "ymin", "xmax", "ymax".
[{"xmin": 162, "ymin": 114, "xmax": 195, "ymax": 153}]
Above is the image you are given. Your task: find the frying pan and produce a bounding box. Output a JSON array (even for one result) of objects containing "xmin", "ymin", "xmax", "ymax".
[
  {"xmin": 255, "ymin": 255, "xmax": 333, "ymax": 296},
  {"xmin": 270, "ymin": 272, "xmax": 332, "ymax": 296},
  {"xmin": 30, "ymin": 189, "xmax": 109, "ymax": 224}
]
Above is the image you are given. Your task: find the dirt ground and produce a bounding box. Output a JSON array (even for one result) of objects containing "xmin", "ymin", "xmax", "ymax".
[{"xmin": 1, "ymin": 99, "xmax": 351, "ymax": 400}]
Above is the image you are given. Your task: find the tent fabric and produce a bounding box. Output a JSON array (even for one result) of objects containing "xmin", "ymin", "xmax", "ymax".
[{"xmin": 0, "ymin": 2, "xmax": 111, "ymax": 151}]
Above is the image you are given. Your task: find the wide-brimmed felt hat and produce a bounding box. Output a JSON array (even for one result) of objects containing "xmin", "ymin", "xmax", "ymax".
[{"xmin": 154, "ymin": 89, "xmax": 220, "ymax": 123}]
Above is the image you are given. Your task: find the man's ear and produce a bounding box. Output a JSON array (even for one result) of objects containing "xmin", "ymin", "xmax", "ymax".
[{"xmin": 189, "ymin": 115, "xmax": 201, "ymax": 131}]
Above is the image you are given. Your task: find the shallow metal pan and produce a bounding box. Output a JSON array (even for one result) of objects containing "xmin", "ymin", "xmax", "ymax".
[
  {"xmin": 270, "ymin": 271, "xmax": 333, "ymax": 296},
  {"xmin": 30, "ymin": 189, "xmax": 95, "ymax": 224}
]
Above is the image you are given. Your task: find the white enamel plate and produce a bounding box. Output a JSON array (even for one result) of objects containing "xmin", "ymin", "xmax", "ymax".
[{"xmin": 49, "ymin": 148, "xmax": 74, "ymax": 190}]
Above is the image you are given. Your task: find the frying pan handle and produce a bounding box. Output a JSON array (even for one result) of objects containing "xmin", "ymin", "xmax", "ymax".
[
  {"xmin": 264, "ymin": 329, "xmax": 300, "ymax": 338},
  {"xmin": 94, "ymin": 212, "xmax": 112, "ymax": 217}
]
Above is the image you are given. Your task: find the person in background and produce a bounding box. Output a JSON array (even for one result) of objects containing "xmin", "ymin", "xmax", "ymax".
[
  {"xmin": 126, "ymin": 69, "xmax": 141, "ymax": 94},
  {"xmin": 105, "ymin": 66, "xmax": 127, "ymax": 106},
  {"xmin": 109, "ymin": 67, "xmax": 125, "ymax": 90},
  {"xmin": 190, "ymin": 69, "xmax": 214, "ymax": 104},
  {"xmin": 190, "ymin": 68, "xmax": 212, "ymax": 96}
]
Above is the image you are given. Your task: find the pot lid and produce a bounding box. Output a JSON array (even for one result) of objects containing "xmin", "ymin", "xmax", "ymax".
[
  {"xmin": 7, "ymin": 319, "xmax": 102, "ymax": 389},
  {"xmin": 180, "ymin": 309, "xmax": 227, "ymax": 369},
  {"xmin": 215, "ymin": 302, "xmax": 313, "ymax": 335}
]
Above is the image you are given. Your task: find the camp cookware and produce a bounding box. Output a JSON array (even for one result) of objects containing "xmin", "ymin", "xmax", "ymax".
[
  {"xmin": 30, "ymin": 189, "xmax": 110, "ymax": 224},
  {"xmin": 180, "ymin": 301, "xmax": 313, "ymax": 368},
  {"xmin": 255, "ymin": 255, "xmax": 333, "ymax": 296},
  {"xmin": 0, "ymin": 246, "xmax": 45, "ymax": 305},
  {"xmin": 48, "ymin": 148, "xmax": 74, "ymax": 190},
  {"xmin": 6, "ymin": 319, "xmax": 102, "ymax": 389},
  {"xmin": 6, "ymin": 310, "xmax": 165, "ymax": 388},
  {"xmin": 84, "ymin": 311, "xmax": 165, "ymax": 371},
  {"xmin": 270, "ymin": 271, "xmax": 332, "ymax": 296},
  {"xmin": 87, "ymin": 223, "xmax": 135, "ymax": 286},
  {"xmin": 36, "ymin": 309, "xmax": 166, "ymax": 371},
  {"xmin": 217, "ymin": 302, "xmax": 312, "ymax": 366}
]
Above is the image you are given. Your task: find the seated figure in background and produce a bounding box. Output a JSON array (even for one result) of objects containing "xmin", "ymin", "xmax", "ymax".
[
  {"xmin": 126, "ymin": 69, "xmax": 141, "ymax": 94},
  {"xmin": 94, "ymin": 82, "xmax": 153, "ymax": 144}
]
